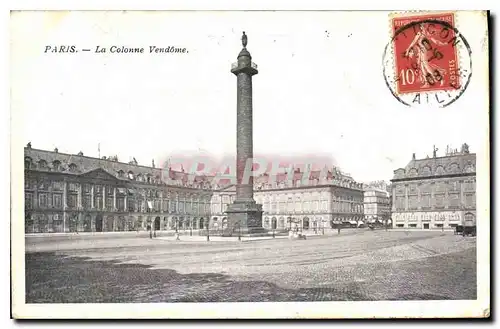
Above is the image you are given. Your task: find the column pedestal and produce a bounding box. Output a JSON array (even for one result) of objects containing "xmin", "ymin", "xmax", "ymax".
[{"xmin": 226, "ymin": 200, "xmax": 265, "ymax": 236}]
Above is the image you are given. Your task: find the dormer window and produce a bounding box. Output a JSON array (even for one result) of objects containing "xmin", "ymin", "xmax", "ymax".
[
  {"xmin": 25, "ymin": 157, "xmax": 32, "ymax": 170},
  {"xmin": 128, "ymin": 171, "xmax": 135, "ymax": 180},
  {"xmin": 52, "ymin": 160, "xmax": 61, "ymax": 171},
  {"xmin": 38, "ymin": 160, "xmax": 47, "ymax": 169},
  {"xmin": 68, "ymin": 163, "xmax": 77, "ymax": 172},
  {"xmin": 117, "ymin": 170, "xmax": 124, "ymax": 178}
]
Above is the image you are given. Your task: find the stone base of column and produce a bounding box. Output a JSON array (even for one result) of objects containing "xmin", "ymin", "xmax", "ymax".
[{"xmin": 226, "ymin": 200, "xmax": 266, "ymax": 235}]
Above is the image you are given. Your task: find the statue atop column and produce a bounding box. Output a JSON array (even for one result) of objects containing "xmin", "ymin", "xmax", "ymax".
[
  {"xmin": 241, "ymin": 31, "xmax": 248, "ymax": 48},
  {"xmin": 433, "ymin": 145, "xmax": 438, "ymax": 158},
  {"xmin": 461, "ymin": 143, "xmax": 470, "ymax": 154}
]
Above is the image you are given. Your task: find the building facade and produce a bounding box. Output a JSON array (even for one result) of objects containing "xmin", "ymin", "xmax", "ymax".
[
  {"xmin": 24, "ymin": 145, "xmax": 215, "ymax": 233},
  {"xmin": 211, "ymin": 169, "xmax": 365, "ymax": 232},
  {"xmin": 363, "ymin": 188, "xmax": 391, "ymax": 225},
  {"xmin": 24, "ymin": 145, "xmax": 364, "ymax": 234},
  {"xmin": 390, "ymin": 144, "xmax": 476, "ymax": 229}
]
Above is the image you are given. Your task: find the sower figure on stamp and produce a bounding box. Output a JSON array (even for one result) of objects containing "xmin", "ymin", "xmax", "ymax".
[{"xmin": 404, "ymin": 23, "xmax": 448, "ymax": 88}]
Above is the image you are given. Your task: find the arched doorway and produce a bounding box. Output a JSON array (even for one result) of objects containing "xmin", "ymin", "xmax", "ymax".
[
  {"xmin": 464, "ymin": 212, "xmax": 475, "ymax": 225},
  {"xmin": 84, "ymin": 215, "xmax": 92, "ymax": 232},
  {"xmin": 222, "ymin": 217, "xmax": 228, "ymax": 230},
  {"xmin": 105, "ymin": 216, "xmax": 114, "ymax": 232},
  {"xmin": 69, "ymin": 214, "xmax": 78, "ymax": 232},
  {"xmin": 303, "ymin": 217, "xmax": 310, "ymax": 230},
  {"xmin": 25, "ymin": 212, "xmax": 33, "ymax": 233},
  {"xmin": 95, "ymin": 214, "xmax": 103, "ymax": 232},
  {"xmin": 127, "ymin": 216, "xmax": 135, "ymax": 231},
  {"xmin": 117, "ymin": 216, "xmax": 126, "ymax": 231},
  {"xmin": 199, "ymin": 217, "xmax": 205, "ymax": 229},
  {"xmin": 154, "ymin": 216, "xmax": 161, "ymax": 231},
  {"xmin": 137, "ymin": 216, "xmax": 143, "ymax": 231}
]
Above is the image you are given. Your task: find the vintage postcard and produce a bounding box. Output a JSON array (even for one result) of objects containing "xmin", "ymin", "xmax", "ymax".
[{"xmin": 10, "ymin": 10, "xmax": 490, "ymax": 319}]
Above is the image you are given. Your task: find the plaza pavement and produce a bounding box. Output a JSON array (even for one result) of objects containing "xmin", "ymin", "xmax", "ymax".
[{"xmin": 25, "ymin": 229, "xmax": 476, "ymax": 303}]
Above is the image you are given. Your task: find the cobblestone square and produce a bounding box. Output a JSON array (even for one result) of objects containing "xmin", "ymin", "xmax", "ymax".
[{"xmin": 25, "ymin": 230, "xmax": 476, "ymax": 303}]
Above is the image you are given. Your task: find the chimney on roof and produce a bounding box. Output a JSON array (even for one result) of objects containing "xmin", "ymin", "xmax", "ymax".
[
  {"xmin": 152, "ymin": 159, "xmax": 155, "ymax": 168},
  {"xmin": 54, "ymin": 147, "xmax": 58, "ymax": 153},
  {"xmin": 412, "ymin": 153, "xmax": 416, "ymax": 160},
  {"xmin": 27, "ymin": 142, "xmax": 32, "ymax": 149}
]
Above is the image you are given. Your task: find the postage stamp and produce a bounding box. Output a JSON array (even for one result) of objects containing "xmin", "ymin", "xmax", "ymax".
[{"xmin": 383, "ymin": 12, "xmax": 473, "ymax": 107}]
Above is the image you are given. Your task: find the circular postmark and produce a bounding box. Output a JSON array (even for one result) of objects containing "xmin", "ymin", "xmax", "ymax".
[{"xmin": 382, "ymin": 15, "xmax": 472, "ymax": 108}]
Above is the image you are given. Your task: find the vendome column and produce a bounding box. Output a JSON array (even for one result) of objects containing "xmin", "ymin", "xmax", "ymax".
[{"xmin": 226, "ymin": 32, "xmax": 264, "ymax": 235}]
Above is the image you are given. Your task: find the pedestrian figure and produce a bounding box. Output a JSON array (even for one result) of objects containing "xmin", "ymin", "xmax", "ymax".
[{"xmin": 338, "ymin": 227, "xmax": 341, "ymax": 235}]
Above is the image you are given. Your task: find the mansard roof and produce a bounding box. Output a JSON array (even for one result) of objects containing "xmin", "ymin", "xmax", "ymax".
[
  {"xmin": 253, "ymin": 167, "xmax": 363, "ymax": 190},
  {"xmin": 392, "ymin": 152, "xmax": 476, "ymax": 181},
  {"xmin": 24, "ymin": 147, "xmax": 214, "ymax": 187},
  {"xmin": 24, "ymin": 146, "xmax": 364, "ymax": 191}
]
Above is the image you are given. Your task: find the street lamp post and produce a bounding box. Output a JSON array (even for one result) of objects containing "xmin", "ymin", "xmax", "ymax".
[
  {"xmin": 206, "ymin": 223, "xmax": 210, "ymax": 241},
  {"xmin": 190, "ymin": 218, "xmax": 193, "ymax": 236},
  {"xmin": 238, "ymin": 222, "xmax": 241, "ymax": 241},
  {"xmin": 206, "ymin": 219, "xmax": 210, "ymax": 242}
]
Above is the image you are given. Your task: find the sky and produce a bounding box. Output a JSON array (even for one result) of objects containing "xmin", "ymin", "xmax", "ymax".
[{"xmin": 10, "ymin": 11, "xmax": 489, "ymax": 182}]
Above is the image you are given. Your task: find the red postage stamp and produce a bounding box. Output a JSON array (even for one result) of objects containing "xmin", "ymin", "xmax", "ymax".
[{"xmin": 391, "ymin": 13, "xmax": 461, "ymax": 95}]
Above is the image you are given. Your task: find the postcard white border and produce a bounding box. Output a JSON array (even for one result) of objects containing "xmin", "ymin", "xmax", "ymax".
[{"xmin": 9, "ymin": 8, "xmax": 490, "ymax": 320}]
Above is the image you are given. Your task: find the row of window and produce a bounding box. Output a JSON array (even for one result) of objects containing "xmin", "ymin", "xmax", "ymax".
[
  {"xmin": 26, "ymin": 180, "xmax": 211, "ymax": 202},
  {"xmin": 253, "ymin": 194, "xmax": 362, "ymax": 203},
  {"xmin": 395, "ymin": 223, "xmax": 459, "ymax": 228},
  {"xmin": 25, "ymin": 215, "xmax": 221, "ymax": 233},
  {"xmin": 262, "ymin": 217, "xmax": 329, "ymax": 230},
  {"xmin": 25, "ymin": 158, "xmax": 78, "ymax": 172},
  {"xmin": 255, "ymin": 179, "xmax": 363, "ymax": 190},
  {"xmin": 394, "ymin": 180, "xmax": 476, "ymax": 195},
  {"xmin": 25, "ymin": 192, "xmax": 212, "ymax": 214},
  {"xmin": 394, "ymin": 193, "xmax": 476, "ymax": 210}
]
